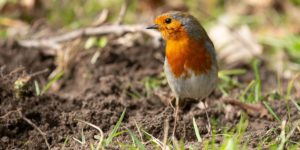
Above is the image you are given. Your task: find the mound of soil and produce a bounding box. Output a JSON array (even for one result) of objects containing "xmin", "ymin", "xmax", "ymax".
[{"xmin": 0, "ymin": 40, "xmax": 299, "ymax": 149}]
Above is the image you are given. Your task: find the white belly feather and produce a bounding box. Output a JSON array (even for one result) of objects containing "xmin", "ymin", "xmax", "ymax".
[{"xmin": 164, "ymin": 58, "xmax": 218, "ymax": 100}]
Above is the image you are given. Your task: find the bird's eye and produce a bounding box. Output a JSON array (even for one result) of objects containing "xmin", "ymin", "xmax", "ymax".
[{"xmin": 165, "ymin": 18, "xmax": 172, "ymax": 24}]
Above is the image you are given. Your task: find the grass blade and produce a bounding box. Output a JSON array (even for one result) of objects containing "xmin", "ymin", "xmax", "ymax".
[
  {"xmin": 142, "ymin": 130, "xmax": 164, "ymax": 148},
  {"xmin": 263, "ymin": 101, "xmax": 281, "ymax": 122},
  {"xmin": 192, "ymin": 117, "xmax": 202, "ymax": 142},
  {"xmin": 61, "ymin": 136, "xmax": 69, "ymax": 150},
  {"xmin": 76, "ymin": 119, "xmax": 104, "ymax": 150},
  {"xmin": 291, "ymin": 99, "xmax": 300, "ymax": 112},
  {"xmin": 224, "ymin": 137, "xmax": 235, "ymax": 150},
  {"xmin": 240, "ymin": 80, "xmax": 255, "ymax": 102},
  {"xmin": 286, "ymin": 72, "xmax": 300, "ymax": 100},
  {"xmin": 252, "ymin": 60, "xmax": 261, "ymax": 102},
  {"xmin": 127, "ymin": 128, "xmax": 146, "ymax": 150},
  {"xmin": 73, "ymin": 129, "xmax": 85, "ymax": 145},
  {"xmin": 41, "ymin": 71, "xmax": 64, "ymax": 95},
  {"xmin": 218, "ymin": 69, "xmax": 246, "ymax": 76},
  {"xmin": 277, "ymin": 120, "xmax": 287, "ymax": 150},
  {"xmin": 105, "ymin": 109, "xmax": 126, "ymax": 146},
  {"xmin": 34, "ymin": 80, "xmax": 41, "ymax": 96}
]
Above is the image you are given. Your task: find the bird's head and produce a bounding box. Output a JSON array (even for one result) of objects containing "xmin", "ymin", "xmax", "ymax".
[{"xmin": 147, "ymin": 11, "xmax": 207, "ymax": 41}]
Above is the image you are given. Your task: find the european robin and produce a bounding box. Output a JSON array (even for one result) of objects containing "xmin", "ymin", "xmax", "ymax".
[
  {"xmin": 147, "ymin": 11, "xmax": 218, "ymax": 106},
  {"xmin": 147, "ymin": 11, "xmax": 218, "ymax": 135}
]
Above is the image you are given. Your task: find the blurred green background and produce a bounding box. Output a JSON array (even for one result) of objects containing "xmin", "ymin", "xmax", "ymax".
[{"xmin": 0, "ymin": 0, "xmax": 299, "ymax": 28}]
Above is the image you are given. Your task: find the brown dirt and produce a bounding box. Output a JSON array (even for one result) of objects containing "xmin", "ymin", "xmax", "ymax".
[{"xmin": 0, "ymin": 40, "xmax": 299, "ymax": 150}]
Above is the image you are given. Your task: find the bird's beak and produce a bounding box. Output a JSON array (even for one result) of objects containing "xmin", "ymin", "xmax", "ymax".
[{"xmin": 146, "ymin": 24, "xmax": 159, "ymax": 30}]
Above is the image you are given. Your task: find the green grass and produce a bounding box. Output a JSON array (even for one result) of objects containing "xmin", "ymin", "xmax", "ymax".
[
  {"xmin": 202, "ymin": 114, "xmax": 249, "ymax": 150},
  {"xmin": 218, "ymin": 69, "xmax": 246, "ymax": 96},
  {"xmin": 77, "ymin": 119, "xmax": 104, "ymax": 149},
  {"xmin": 246, "ymin": 59, "xmax": 262, "ymax": 103},
  {"xmin": 71, "ymin": 109, "xmax": 126, "ymax": 149},
  {"xmin": 127, "ymin": 128, "xmax": 146, "ymax": 150},
  {"xmin": 286, "ymin": 72, "xmax": 300, "ymax": 100},
  {"xmin": 259, "ymin": 35, "xmax": 300, "ymax": 65},
  {"xmin": 237, "ymin": 59, "xmax": 263, "ymax": 103},
  {"xmin": 34, "ymin": 80, "xmax": 41, "ymax": 96},
  {"xmin": 240, "ymin": 80, "xmax": 255, "ymax": 102},
  {"xmin": 89, "ymin": 37, "xmax": 108, "ymax": 64},
  {"xmin": 263, "ymin": 101, "xmax": 281, "ymax": 122},
  {"xmin": 142, "ymin": 130, "xmax": 164, "ymax": 149},
  {"xmin": 105, "ymin": 109, "xmax": 126, "ymax": 146},
  {"xmin": 285, "ymin": 72, "xmax": 300, "ymax": 120},
  {"xmin": 192, "ymin": 117, "xmax": 202, "ymax": 142},
  {"xmin": 61, "ymin": 136, "xmax": 69, "ymax": 150},
  {"xmin": 41, "ymin": 71, "xmax": 64, "ymax": 95}
]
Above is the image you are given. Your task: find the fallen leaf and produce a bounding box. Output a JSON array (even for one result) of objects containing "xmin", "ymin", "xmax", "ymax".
[{"xmin": 208, "ymin": 15, "xmax": 262, "ymax": 65}]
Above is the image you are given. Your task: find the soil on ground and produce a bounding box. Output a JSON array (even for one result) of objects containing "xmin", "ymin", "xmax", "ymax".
[{"xmin": 0, "ymin": 39, "xmax": 299, "ymax": 150}]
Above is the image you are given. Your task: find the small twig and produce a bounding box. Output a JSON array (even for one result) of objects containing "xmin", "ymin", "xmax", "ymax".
[
  {"xmin": 204, "ymin": 102, "xmax": 212, "ymax": 136},
  {"xmin": 222, "ymin": 98, "xmax": 272, "ymax": 119},
  {"xmin": 163, "ymin": 118, "xmax": 169, "ymax": 150},
  {"xmin": 172, "ymin": 97, "xmax": 179, "ymax": 138},
  {"xmin": 223, "ymin": 99, "xmax": 261, "ymax": 112},
  {"xmin": 134, "ymin": 120, "xmax": 145, "ymax": 144},
  {"xmin": 0, "ymin": 109, "xmax": 20, "ymax": 119},
  {"xmin": 92, "ymin": 9, "xmax": 109, "ymax": 26},
  {"xmin": 8, "ymin": 67, "xmax": 25, "ymax": 76},
  {"xmin": 29, "ymin": 68, "xmax": 49, "ymax": 78},
  {"xmin": 0, "ymin": 67, "xmax": 25, "ymax": 87},
  {"xmin": 75, "ymin": 118, "xmax": 104, "ymax": 149},
  {"xmin": 115, "ymin": 0, "xmax": 130, "ymax": 25},
  {"xmin": 17, "ymin": 24, "xmax": 161, "ymax": 50},
  {"xmin": 142, "ymin": 130, "xmax": 164, "ymax": 149},
  {"xmin": 17, "ymin": 110, "xmax": 51, "ymax": 150}
]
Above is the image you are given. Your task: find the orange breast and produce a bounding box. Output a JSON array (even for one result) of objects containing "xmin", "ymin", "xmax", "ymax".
[{"xmin": 166, "ymin": 33, "xmax": 212, "ymax": 77}]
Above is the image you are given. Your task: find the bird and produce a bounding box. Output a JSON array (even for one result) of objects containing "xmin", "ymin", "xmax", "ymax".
[{"xmin": 146, "ymin": 11, "xmax": 218, "ymax": 135}]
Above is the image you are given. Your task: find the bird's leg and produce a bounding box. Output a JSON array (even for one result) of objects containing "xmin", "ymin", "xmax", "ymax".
[
  {"xmin": 172, "ymin": 97, "xmax": 179, "ymax": 138},
  {"xmin": 204, "ymin": 102, "xmax": 212, "ymax": 137}
]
